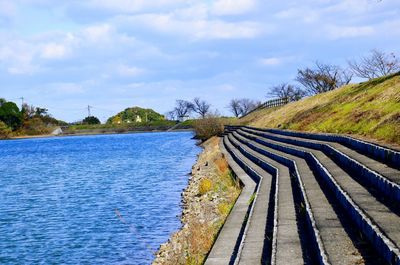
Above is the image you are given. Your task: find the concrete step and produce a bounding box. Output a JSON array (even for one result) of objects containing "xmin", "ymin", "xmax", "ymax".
[
  {"xmin": 236, "ymin": 128, "xmax": 400, "ymax": 264},
  {"xmin": 262, "ymin": 128, "xmax": 400, "ymax": 170},
  {"xmin": 248, "ymin": 127, "xmax": 400, "ymax": 182},
  {"xmin": 241, "ymin": 127, "xmax": 400, "ymax": 213},
  {"xmin": 205, "ymin": 137, "xmax": 257, "ymax": 265},
  {"xmin": 227, "ymin": 134, "xmax": 310, "ymax": 264},
  {"xmin": 231, "ymin": 131, "xmax": 372, "ymax": 265},
  {"xmin": 223, "ymin": 135, "xmax": 275, "ymax": 264}
]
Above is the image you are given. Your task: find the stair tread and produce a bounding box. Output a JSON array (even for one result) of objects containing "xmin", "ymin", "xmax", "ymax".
[
  {"xmin": 228, "ymin": 134, "xmax": 304, "ymax": 264},
  {"xmin": 254, "ymin": 128, "xmax": 400, "ymax": 185},
  {"xmin": 224, "ymin": 136, "xmax": 273, "ymax": 264},
  {"xmin": 232, "ymin": 131, "xmax": 368, "ymax": 265},
  {"xmin": 239, "ymin": 129, "xmax": 400, "ymax": 250}
]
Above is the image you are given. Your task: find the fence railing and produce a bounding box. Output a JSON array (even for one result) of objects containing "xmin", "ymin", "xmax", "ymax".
[{"xmin": 242, "ymin": 97, "xmax": 290, "ymax": 118}]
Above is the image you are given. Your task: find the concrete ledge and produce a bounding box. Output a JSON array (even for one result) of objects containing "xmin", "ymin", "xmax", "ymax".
[
  {"xmin": 261, "ymin": 127, "xmax": 400, "ymax": 170},
  {"xmin": 232, "ymin": 131, "xmax": 329, "ymax": 265},
  {"xmin": 204, "ymin": 138, "xmax": 257, "ymax": 265},
  {"xmin": 242, "ymin": 127, "xmax": 400, "ymax": 208},
  {"xmin": 236, "ymin": 128, "xmax": 400, "ymax": 265}
]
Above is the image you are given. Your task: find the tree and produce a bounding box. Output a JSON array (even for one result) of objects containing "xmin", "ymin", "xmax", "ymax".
[
  {"xmin": 296, "ymin": 62, "xmax": 352, "ymax": 95},
  {"xmin": 348, "ymin": 49, "xmax": 400, "ymax": 80},
  {"xmin": 82, "ymin": 116, "xmax": 101, "ymax": 125},
  {"xmin": 170, "ymin": 100, "xmax": 194, "ymax": 120},
  {"xmin": 0, "ymin": 101, "xmax": 22, "ymax": 130},
  {"xmin": 191, "ymin": 97, "xmax": 211, "ymax": 118},
  {"xmin": 165, "ymin": 111, "xmax": 177, "ymax": 121},
  {"xmin": 269, "ymin": 83, "xmax": 306, "ymax": 101},
  {"xmin": 228, "ymin": 99, "xmax": 242, "ymax": 117},
  {"xmin": 21, "ymin": 104, "xmax": 36, "ymax": 120},
  {"xmin": 0, "ymin": 121, "xmax": 12, "ymax": 139},
  {"xmin": 238, "ymin": 98, "xmax": 260, "ymax": 116},
  {"xmin": 228, "ymin": 98, "xmax": 260, "ymax": 117},
  {"xmin": 34, "ymin": 107, "xmax": 48, "ymax": 117},
  {"xmin": 107, "ymin": 107, "xmax": 164, "ymax": 124}
]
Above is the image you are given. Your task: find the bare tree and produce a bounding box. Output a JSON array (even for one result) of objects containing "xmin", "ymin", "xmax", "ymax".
[
  {"xmin": 269, "ymin": 83, "xmax": 306, "ymax": 101},
  {"xmin": 296, "ymin": 62, "xmax": 352, "ymax": 95},
  {"xmin": 228, "ymin": 99, "xmax": 242, "ymax": 117},
  {"xmin": 348, "ymin": 49, "xmax": 400, "ymax": 79},
  {"xmin": 191, "ymin": 97, "xmax": 211, "ymax": 118},
  {"xmin": 169, "ymin": 100, "xmax": 194, "ymax": 121},
  {"xmin": 165, "ymin": 111, "xmax": 176, "ymax": 121},
  {"xmin": 238, "ymin": 98, "xmax": 260, "ymax": 116},
  {"xmin": 228, "ymin": 98, "xmax": 260, "ymax": 117}
]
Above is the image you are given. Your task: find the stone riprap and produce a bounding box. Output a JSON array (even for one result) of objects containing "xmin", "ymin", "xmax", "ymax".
[{"xmin": 206, "ymin": 126, "xmax": 400, "ymax": 265}]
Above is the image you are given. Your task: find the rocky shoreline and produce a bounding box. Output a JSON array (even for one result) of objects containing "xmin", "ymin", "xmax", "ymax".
[{"xmin": 152, "ymin": 137, "xmax": 241, "ymax": 265}]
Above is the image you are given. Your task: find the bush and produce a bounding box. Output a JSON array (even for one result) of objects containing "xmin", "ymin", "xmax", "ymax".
[
  {"xmin": 198, "ymin": 178, "xmax": 213, "ymax": 195},
  {"xmin": 21, "ymin": 117, "xmax": 52, "ymax": 135},
  {"xmin": 82, "ymin": 116, "xmax": 101, "ymax": 125},
  {"xmin": 0, "ymin": 101, "xmax": 22, "ymax": 130},
  {"xmin": 0, "ymin": 121, "xmax": 12, "ymax": 139},
  {"xmin": 193, "ymin": 117, "xmax": 224, "ymax": 141}
]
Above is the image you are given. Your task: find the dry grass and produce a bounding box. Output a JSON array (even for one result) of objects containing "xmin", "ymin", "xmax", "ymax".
[
  {"xmin": 198, "ymin": 178, "xmax": 213, "ymax": 195},
  {"xmin": 241, "ymin": 72, "xmax": 400, "ymax": 145}
]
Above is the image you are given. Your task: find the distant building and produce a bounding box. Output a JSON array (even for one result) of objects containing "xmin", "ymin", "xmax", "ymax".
[
  {"xmin": 178, "ymin": 115, "xmax": 190, "ymax": 122},
  {"xmin": 51, "ymin": 127, "xmax": 63, "ymax": 135},
  {"xmin": 135, "ymin": 115, "xmax": 142, "ymax": 123}
]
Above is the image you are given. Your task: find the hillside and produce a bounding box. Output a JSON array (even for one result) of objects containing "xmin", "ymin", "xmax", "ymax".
[
  {"xmin": 107, "ymin": 106, "xmax": 165, "ymax": 124},
  {"xmin": 240, "ymin": 72, "xmax": 400, "ymax": 146}
]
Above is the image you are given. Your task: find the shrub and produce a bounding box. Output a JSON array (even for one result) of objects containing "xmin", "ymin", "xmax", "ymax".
[
  {"xmin": 218, "ymin": 202, "xmax": 232, "ymax": 216},
  {"xmin": 0, "ymin": 121, "xmax": 12, "ymax": 139},
  {"xmin": 198, "ymin": 178, "xmax": 213, "ymax": 195},
  {"xmin": 193, "ymin": 117, "xmax": 224, "ymax": 141},
  {"xmin": 21, "ymin": 117, "xmax": 52, "ymax": 135},
  {"xmin": 82, "ymin": 116, "xmax": 101, "ymax": 125}
]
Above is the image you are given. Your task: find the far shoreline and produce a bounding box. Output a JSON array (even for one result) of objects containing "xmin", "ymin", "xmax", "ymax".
[{"xmin": 3, "ymin": 128, "xmax": 194, "ymax": 141}]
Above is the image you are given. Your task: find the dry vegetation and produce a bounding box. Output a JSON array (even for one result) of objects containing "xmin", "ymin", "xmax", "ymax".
[
  {"xmin": 193, "ymin": 117, "xmax": 240, "ymax": 141},
  {"xmin": 153, "ymin": 137, "xmax": 241, "ymax": 265},
  {"xmin": 240, "ymin": 72, "xmax": 400, "ymax": 146}
]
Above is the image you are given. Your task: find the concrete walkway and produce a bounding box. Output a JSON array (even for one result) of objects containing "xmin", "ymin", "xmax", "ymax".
[{"xmin": 205, "ymin": 126, "xmax": 400, "ymax": 265}]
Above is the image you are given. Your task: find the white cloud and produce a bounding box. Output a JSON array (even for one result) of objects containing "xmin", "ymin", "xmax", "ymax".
[
  {"xmin": 117, "ymin": 64, "xmax": 145, "ymax": 77},
  {"xmin": 120, "ymin": 14, "xmax": 263, "ymax": 40},
  {"xmin": 326, "ymin": 24, "xmax": 375, "ymax": 39},
  {"xmin": 275, "ymin": 7, "xmax": 320, "ymax": 23},
  {"xmin": 41, "ymin": 43, "xmax": 68, "ymax": 59},
  {"xmin": 212, "ymin": 0, "xmax": 257, "ymax": 16},
  {"xmin": 259, "ymin": 57, "xmax": 282, "ymax": 66},
  {"xmin": 0, "ymin": 40, "xmax": 39, "ymax": 75},
  {"xmin": 0, "ymin": 1, "xmax": 16, "ymax": 19},
  {"xmin": 82, "ymin": 24, "xmax": 112, "ymax": 42},
  {"xmin": 83, "ymin": 0, "xmax": 187, "ymax": 13},
  {"xmin": 52, "ymin": 82, "xmax": 84, "ymax": 94}
]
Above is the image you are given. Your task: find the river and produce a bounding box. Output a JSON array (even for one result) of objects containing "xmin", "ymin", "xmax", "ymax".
[{"xmin": 0, "ymin": 132, "xmax": 201, "ymax": 264}]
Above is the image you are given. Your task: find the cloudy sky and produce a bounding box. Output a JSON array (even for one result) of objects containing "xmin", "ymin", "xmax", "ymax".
[{"xmin": 0, "ymin": 0, "xmax": 399, "ymax": 122}]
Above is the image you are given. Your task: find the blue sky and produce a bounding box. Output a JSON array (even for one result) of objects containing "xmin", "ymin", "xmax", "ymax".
[{"xmin": 0, "ymin": 0, "xmax": 399, "ymax": 122}]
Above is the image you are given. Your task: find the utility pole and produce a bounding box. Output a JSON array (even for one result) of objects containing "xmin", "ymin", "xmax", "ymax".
[
  {"xmin": 87, "ymin": 105, "xmax": 92, "ymax": 117},
  {"xmin": 19, "ymin": 97, "xmax": 24, "ymax": 109}
]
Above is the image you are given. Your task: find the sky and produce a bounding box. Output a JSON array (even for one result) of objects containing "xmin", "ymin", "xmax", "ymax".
[{"xmin": 0, "ymin": 0, "xmax": 399, "ymax": 122}]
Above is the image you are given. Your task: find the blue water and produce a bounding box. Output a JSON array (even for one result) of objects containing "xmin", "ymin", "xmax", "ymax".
[{"xmin": 0, "ymin": 132, "xmax": 201, "ymax": 265}]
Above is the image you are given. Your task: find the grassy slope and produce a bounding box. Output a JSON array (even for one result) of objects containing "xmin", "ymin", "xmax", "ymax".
[{"xmin": 240, "ymin": 72, "xmax": 400, "ymax": 146}]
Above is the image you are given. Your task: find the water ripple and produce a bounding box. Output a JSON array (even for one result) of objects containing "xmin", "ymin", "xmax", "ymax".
[{"xmin": 0, "ymin": 132, "xmax": 201, "ymax": 265}]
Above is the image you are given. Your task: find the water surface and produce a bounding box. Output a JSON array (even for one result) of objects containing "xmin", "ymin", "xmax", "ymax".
[{"xmin": 0, "ymin": 132, "xmax": 201, "ymax": 264}]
